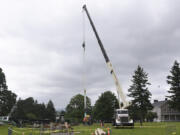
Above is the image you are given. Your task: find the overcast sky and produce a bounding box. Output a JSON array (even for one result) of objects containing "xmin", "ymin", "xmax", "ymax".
[{"xmin": 0, "ymin": 0, "xmax": 180, "ymax": 110}]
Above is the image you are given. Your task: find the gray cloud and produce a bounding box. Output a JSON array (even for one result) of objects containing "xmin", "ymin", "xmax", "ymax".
[{"xmin": 0, "ymin": 0, "xmax": 180, "ymax": 109}]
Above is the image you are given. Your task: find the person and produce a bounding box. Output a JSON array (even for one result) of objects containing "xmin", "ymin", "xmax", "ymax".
[{"xmin": 100, "ymin": 120, "xmax": 104, "ymax": 127}]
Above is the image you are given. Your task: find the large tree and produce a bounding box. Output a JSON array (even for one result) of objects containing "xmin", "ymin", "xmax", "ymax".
[
  {"xmin": 128, "ymin": 65, "xmax": 152, "ymax": 125},
  {"xmin": 167, "ymin": 60, "xmax": 180, "ymax": 111},
  {"xmin": 93, "ymin": 91, "xmax": 119, "ymax": 122},
  {"xmin": 0, "ymin": 68, "xmax": 16, "ymax": 116},
  {"xmin": 0, "ymin": 90, "xmax": 17, "ymax": 116},
  {"xmin": 65, "ymin": 94, "xmax": 92, "ymax": 123},
  {"xmin": 0, "ymin": 68, "xmax": 8, "ymax": 90},
  {"xmin": 11, "ymin": 97, "xmax": 55, "ymax": 121},
  {"xmin": 12, "ymin": 97, "xmax": 37, "ymax": 120},
  {"xmin": 45, "ymin": 100, "xmax": 56, "ymax": 121}
]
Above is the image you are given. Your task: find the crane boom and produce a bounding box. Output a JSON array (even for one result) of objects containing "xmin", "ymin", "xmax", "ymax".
[{"xmin": 83, "ymin": 5, "xmax": 128, "ymax": 108}]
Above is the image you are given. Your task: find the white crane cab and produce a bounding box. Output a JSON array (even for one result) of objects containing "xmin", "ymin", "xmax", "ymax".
[{"xmin": 113, "ymin": 109, "xmax": 134, "ymax": 127}]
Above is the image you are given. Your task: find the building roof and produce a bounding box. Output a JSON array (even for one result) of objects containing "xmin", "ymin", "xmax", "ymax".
[{"xmin": 153, "ymin": 101, "xmax": 167, "ymax": 107}]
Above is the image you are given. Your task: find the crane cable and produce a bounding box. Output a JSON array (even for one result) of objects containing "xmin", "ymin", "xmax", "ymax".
[{"xmin": 82, "ymin": 7, "xmax": 87, "ymax": 117}]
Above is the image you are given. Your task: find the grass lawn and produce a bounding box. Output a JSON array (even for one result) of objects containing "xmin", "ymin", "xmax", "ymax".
[
  {"xmin": 0, "ymin": 125, "xmax": 8, "ymax": 135},
  {"xmin": 73, "ymin": 122, "xmax": 180, "ymax": 135},
  {"xmin": 0, "ymin": 125, "xmax": 48, "ymax": 135},
  {"xmin": 0, "ymin": 122, "xmax": 180, "ymax": 135}
]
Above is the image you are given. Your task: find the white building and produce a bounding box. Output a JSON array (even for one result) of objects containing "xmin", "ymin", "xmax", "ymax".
[
  {"xmin": 0, "ymin": 116, "xmax": 9, "ymax": 122},
  {"xmin": 152, "ymin": 99, "xmax": 180, "ymax": 122}
]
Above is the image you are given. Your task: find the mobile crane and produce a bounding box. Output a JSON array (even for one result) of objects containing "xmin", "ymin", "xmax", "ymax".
[{"xmin": 83, "ymin": 5, "xmax": 134, "ymax": 126}]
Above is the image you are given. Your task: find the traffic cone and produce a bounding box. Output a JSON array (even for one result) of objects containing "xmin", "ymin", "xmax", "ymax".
[{"xmin": 107, "ymin": 128, "xmax": 110, "ymax": 135}]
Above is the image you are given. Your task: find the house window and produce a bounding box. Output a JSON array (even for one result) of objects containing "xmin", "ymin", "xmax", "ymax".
[
  {"xmin": 176, "ymin": 115, "xmax": 180, "ymax": 121},
  {"xmin": 164, "ymin": 115, "xmax": 169, "ymax": 120},
  {"xmin": 170, "ymin": 115, "xmax": 175, "ymax": 120}
]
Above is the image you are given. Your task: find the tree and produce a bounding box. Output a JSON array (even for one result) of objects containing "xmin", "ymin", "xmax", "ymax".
[
  {"xmin": 93, "ymin": 91, "xmax": 119, "ymax": 122},
  {"xmin": 0, "ymin": 90, "xmax": 17, "ymax": 116},
  {"xmin": 34, "ymin": 103, "xmax": 46, "ymax": 120},
  {"xmin": 128, "ymin": 65, "xmax": 153, "ymax": 125},
  {"xmin": 65, "ymin": 94, "xmax": 92, "ymax": 123},
  {"xmin": 167, "ymin": 60, "xmax": 180, "ymax": 111},
  {"xmin": 0, "ymin": 68, "xmax": 8, "ymax": 90},
  {"xmin": 0, "ymin": 68, "xmax": 16, "ymax": 116},
  {"xmin": 146, "ymin": 112, "xmax": 157, "ymax": 122},
  {"xmin": 12, "ymin": 97, "xmax": 36, "ymax": 120},
  {"xmin": 11, "ymin": 98, "xmax": 55, "ymax": 122},
  {"xmin": 46, "ymin": 100, "xmax": 56, "ymax": 122},
  {"xmin": 127, "ymin": 104, "xmax": 140, "ymax": 122}
]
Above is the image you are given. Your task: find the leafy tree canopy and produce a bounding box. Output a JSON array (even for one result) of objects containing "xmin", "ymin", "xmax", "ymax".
[
  {"xmin": 65, "ymin": 94, "xmax": 92, "ymax": 123},
  {"xmin": 0, "ymin": 68, "xmax": 7, "ymax": 90},
  {"xmin": 93, "ymin": 91, "xmax": 119, "ymax": 122},
  {"xmin": 12, "ymin": 97, "xmax": 56, "ymax": 122},
  {"xmin": 46, "ymin": 100, "xmax": 56, "ymax": 121},
  {"xmin": 0, "ymin": 68, "xmax": 16, "ymax": 116}
]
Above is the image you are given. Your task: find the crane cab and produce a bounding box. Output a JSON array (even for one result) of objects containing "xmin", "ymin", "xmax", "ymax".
[{"xmin": 113, "ymin": 109, "xmax": 134, "ymax": 127}]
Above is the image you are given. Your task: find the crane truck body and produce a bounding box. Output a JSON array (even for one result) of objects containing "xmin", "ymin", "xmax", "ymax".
[{"xmin": 83, "ymin": 5, "xmax": 133, "ymax": 127}]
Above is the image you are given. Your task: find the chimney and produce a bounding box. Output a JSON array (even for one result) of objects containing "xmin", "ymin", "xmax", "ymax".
[{"xmin": 154, "ymin": 100, "xmax": 158, "ymax": 103}]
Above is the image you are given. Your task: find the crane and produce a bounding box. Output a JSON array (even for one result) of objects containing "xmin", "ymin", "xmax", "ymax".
[{"xmin": 83, "ymin": 4, "xmax": 133, "ymax": 126}]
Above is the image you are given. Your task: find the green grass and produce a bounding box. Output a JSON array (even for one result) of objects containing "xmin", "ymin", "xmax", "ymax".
[
  {"xmin": 0, "ymin": 125, "xmax": 49, "ymax": 135},
  {"xmin": 73, "ymin": 122, "xmax": 180, "ymax": 135},
  {"xmin": 0, "ymin": 125, "xmax": 8, "ymax": 135},
  {"xmin": 0, "ymin": 122, "xmax": 180, "ymax": 135}
]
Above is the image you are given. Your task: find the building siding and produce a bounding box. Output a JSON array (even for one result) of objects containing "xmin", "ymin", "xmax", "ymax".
[{"xmin": 153, "ymin": 100, "xmax": 180, "ymax": 122}]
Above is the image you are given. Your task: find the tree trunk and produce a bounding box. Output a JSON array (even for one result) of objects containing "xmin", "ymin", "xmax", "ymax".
[{"xmin": 140, "ymin": 117, "xmax": 143, "ymax": 126}]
